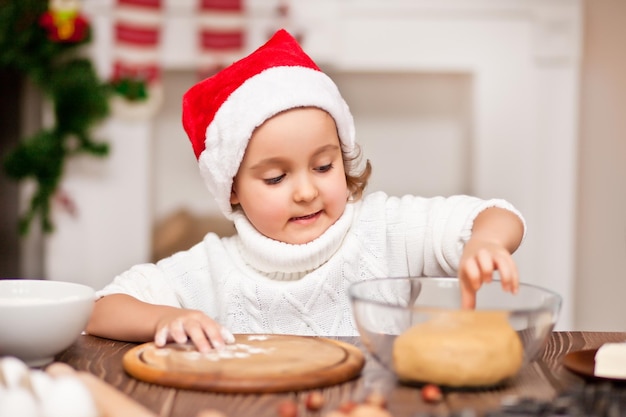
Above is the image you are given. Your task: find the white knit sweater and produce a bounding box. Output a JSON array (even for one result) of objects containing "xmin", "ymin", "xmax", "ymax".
[{"xmin": 96, "ymin": 191, "xmax": 524, "ymax": 336}]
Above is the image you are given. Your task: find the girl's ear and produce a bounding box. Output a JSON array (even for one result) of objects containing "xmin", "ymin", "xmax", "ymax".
[{"xmin": 230, "ymin": 187, "xmax": 239, "ymax": 205}]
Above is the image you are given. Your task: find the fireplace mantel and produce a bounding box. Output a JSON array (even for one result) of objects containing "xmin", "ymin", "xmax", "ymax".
[
  {"xmin": 83, "ymin": 0, "xmax": 582, "ymax": 72},
  {"xmin": 46, "ymin": 0, "xmax": 582, "ymax": 329}
]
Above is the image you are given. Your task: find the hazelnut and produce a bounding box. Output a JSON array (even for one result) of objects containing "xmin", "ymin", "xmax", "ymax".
[
  {"xmin": 421, "ymin": 384, "xmax": 443, "ymax": 403},
  {"xmin": 305, "ymin": 391, "xmax": 325, "ymax": 411}
]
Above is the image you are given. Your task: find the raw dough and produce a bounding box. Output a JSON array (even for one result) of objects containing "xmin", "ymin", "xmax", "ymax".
[{"xmin": 392, "ymin": 310, "xmax": 523, "ymax": 387}]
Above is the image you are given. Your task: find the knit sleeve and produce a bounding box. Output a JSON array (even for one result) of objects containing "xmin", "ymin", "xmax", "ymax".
[
  {"xmin": 94, "ymin": 237, "xmax": 217, "ymax": 309},
  {"xmin": 437, "ymin": 197, "xmax": 526, "ymax": 272},
  {"xmin": 372, "ymin": 192, "xmax": 526, "ymax": 277},
  {"xmin": 95, "ymin": 262, "xmax": 182, "ymax": 307}
]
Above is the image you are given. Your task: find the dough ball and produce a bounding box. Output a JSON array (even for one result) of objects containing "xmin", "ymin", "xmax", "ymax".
[{"xmin": 392, "ymin": 310, "xmax": 523, "ymax": 387}]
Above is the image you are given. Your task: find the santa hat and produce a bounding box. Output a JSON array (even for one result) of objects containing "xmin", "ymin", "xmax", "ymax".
[{"xmin": 182, "ymin": 29, "xmax": 356, "ymax": 219}]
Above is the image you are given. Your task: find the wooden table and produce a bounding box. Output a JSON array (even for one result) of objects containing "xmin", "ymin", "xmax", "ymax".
[{"xmin": 55, "ymin": 332, "xmax": 626, "ymax": 417}]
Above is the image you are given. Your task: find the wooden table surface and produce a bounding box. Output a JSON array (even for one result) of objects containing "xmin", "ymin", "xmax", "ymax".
[{"xmin": 55, "ymin": 332, "xmax": 626, "ymax": 417}]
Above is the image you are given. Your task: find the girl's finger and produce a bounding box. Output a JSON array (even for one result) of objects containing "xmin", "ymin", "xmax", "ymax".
[
  {"xmin": 496, "ymin": 255, "xmax": 520, "ymax": 294},
  {"xmin": 170, "ymin": 320, "xmax": 188, "ymax": 344},
  {"xmin": 460, "ymin": 279, "xmax": 477, "ymax": 310},
  {"xmin": 202, "ymin": 323, "xmax": 226, "ymax": 350},
  {"xmin": 220, "ymin": 327, "xmax": 235, "ymax": 345},
  {"xmin": 185, "ymin": 321, "xmax": 213, "ymax": 353},
  {"xmin": 475, "ymin": 250, "xmax": 495, "ymax": 281},
  {"xmin": 495, "ymin": 259, "xmax": 512, "ymax": 292},
  {"xmin": 154, "ymin": 327, "xmax": 168, "ymax": 347},
  {"xmin": 461, "ymin": 259, "xmax": 482, "ymax": 291}
]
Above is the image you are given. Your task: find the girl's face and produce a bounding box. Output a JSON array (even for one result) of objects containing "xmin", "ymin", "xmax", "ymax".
[{"xmin": 231, "ymin": 107, "xmax": 349, "ymax": 244}]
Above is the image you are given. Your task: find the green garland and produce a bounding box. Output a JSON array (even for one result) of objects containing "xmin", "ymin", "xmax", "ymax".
[{"xmin": 0, "ymin": 0, "xmax": 110, "ymax": 235}]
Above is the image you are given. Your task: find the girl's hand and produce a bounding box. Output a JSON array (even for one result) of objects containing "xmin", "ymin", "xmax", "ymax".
[
  {"xmin": 458, "ymin": 237, "xmax": 520, "ymax": 309},
  {"xmin": 153, "ymin": 308, "xmax": 235, "ymax": 353}
]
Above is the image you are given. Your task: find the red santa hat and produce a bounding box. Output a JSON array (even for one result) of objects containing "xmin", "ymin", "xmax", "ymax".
[{"xmin": 182, "ymin": 29, "xmax": 356, "ymax": 219}]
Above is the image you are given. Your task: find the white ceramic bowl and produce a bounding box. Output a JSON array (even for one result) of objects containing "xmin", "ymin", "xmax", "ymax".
[
  {"xmin": 0, "ymin": 279, "xmax": 95, "ymax": 367},
  {"xmin": 349, "ymin": 277, "xmax": 562, "ymax": 387}
]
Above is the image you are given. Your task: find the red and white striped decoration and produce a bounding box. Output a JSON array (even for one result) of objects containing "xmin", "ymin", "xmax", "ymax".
[
  {"xmin": 112, "ymin": 0, "xmax": 163, "ymax": 86},
  {"xmin": 197, "ymin": 0, "xmax": 246, "ymax": 79}
]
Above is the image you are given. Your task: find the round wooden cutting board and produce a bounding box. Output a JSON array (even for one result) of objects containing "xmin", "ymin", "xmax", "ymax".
[{"xmin": 123, "ymin": 334, "xmax": 365, "ymax": 393}]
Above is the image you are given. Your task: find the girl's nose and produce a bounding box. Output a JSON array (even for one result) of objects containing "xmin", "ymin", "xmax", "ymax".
[{"xmin": 293, "ymin": 173, "xmax": 318, "ymax": 202}]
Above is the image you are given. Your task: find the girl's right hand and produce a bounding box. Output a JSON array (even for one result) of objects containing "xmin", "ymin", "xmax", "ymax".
[{"xmin": 153, "ymin": 308, "xmax": 235, "ymax": 353}]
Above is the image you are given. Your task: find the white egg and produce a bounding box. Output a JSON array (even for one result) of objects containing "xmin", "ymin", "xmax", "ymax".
[
  {"xmin": 0, "ymin": 356, "xmax": 30, "ymax": 389},
  {"xmin": 40, "ymin": 375, "xmax": 99, "ymax": 417},
  {"xmin": 29, "ymin": 369, "xmax": 55, "ymax": 401},
  {"xmin": 0, "ymin": 386, "xmax": 39, "ymax": 417}
]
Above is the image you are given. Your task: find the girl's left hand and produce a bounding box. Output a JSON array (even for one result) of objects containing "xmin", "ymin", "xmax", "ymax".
[
  {"xmin": 153, "ymin": 308, "xmax": 235, "ymax": 353},
  {"xmin": 457, "ymin": 237, "xmax": 519, "ymax": 309}
]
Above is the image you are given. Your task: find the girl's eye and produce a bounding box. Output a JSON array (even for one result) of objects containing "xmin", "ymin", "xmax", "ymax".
[
  {"xmin": 264, "ymin": 174, "xmax": 285, "ymax": 185},
  {"xmin": 315, "ymin": 163, "xmax": 333, "ymax": 173}
]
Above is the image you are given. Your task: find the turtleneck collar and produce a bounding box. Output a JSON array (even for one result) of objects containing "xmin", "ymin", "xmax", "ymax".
[{"xmin": 232, "ymin": 203, "xmax": 355, "ymax": 281}]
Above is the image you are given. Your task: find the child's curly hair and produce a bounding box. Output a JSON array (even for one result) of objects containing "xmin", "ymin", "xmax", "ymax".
[{"xmin": 343, "ymin": 144, "xmax": 372, "ymax": 202}]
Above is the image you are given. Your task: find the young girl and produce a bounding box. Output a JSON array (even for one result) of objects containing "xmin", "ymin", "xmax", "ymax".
[{"xmin": 86, "ymin": 29, "xmax": 525, "ymax": 353}]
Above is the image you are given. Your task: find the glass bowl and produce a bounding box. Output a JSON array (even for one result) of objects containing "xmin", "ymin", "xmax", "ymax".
[{"xmin": 348, "ymin": 277, "xmax": 562, "ymax": 388}]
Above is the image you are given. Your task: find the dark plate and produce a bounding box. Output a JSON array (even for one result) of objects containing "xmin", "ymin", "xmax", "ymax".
[{"xmin": 563, "ymin": 348, "xmax": 626, "ymax": 382}]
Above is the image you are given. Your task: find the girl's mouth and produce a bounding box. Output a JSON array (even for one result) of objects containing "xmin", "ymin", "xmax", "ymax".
[{"xmin": 290, "ymin": 210, "xmax": 322, "ymax": 222}]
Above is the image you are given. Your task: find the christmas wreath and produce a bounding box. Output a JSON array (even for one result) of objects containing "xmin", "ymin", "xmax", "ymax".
[{"xmin": 0, "ymin": 0, "xmax": 110, "ymax": 235}]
